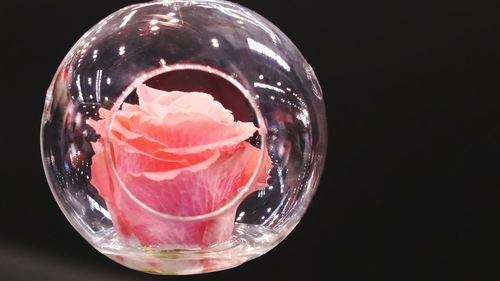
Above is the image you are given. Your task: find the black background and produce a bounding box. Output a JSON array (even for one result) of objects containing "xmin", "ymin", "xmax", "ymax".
[{"xmin": 1, "ymin": 0, "xmax": 499, "ymax": 280}]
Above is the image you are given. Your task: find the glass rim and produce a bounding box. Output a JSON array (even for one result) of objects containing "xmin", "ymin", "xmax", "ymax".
[{"xmin": 105, "ymin": 63, "xmax": 268, "ymax": 221}]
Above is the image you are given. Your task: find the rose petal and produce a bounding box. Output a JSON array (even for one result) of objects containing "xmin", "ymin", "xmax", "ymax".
[
  {"xmin": 111, "ymin": 191, "xmax": 236, "ymax": 248},
  {"xmin": 89, "ymin": 141, "xmax": 114, "ymax": 201},
  {"xmin": 135, "ymin": 83, "xmax": 160, "ymax": 104},
  {"xmin": 240, "ymin": 142, "xmax": 273, "ymax": 189},
  {"xmin": 106, "ymin": 142, "xmax": 271, "ymax": 248},
  {"xmin": 128, "ymin": 118, "xmax": 257, "ymax": 151},
  {"xmin": 121, "ymin": 150, "xmax": 220, "ymax": 180},
  {"xmin": 123, "ymin": 143, "xmax": 265, "ymax": 217},
  {"xmin": 94, "ymin": 106, "xmax": 257, "ymax": 156},
  {"xmin": 111, "ymin": 117, "xmax": 223, "ymax": 167},
  {"xmin": 138, "ymin": 84, "xmax": 234, "ymax": 123}
]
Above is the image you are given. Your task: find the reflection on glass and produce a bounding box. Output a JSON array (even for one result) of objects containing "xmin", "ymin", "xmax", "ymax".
[{"xmin": 247, "ymin": 37, "xmax": 290, "ymax": 71}]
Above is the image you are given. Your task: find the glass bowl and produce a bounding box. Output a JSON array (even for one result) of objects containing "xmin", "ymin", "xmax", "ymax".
[{"xmin": 41, "ymin": 0, "xmax": 327, "ymax": 275}]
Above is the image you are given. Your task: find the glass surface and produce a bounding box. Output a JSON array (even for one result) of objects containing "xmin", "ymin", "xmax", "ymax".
[{"xmin": 41, "ymin": 0, "xmax": 327, "ymax": 274}]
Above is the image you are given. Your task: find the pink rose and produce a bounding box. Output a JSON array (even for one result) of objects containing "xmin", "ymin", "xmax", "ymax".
[{"xmin": 88, "ymin": 84, "xmax": 271, "ymax": 249}]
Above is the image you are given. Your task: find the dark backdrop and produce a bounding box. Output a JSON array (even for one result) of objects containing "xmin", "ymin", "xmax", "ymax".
[{"xmin": 1, "ymin": 1, "xmax": 499, "ymax": 280}]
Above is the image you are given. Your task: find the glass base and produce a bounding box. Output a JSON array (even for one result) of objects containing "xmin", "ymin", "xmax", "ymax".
[{"xmin": 94, "ymin": 223, "xmax": 284, "ymax": 274}]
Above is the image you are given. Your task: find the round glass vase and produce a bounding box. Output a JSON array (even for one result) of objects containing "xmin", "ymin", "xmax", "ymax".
[{"xmin": 41, "ymin": 0, "xmax": 327, "ymax": 275}]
